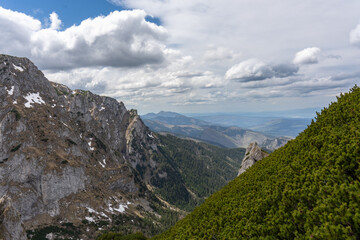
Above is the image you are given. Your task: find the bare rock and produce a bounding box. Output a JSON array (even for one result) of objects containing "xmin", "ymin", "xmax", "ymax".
[
  {"xmin": 238, "ymin": 142, "xmax": 269, "ymax": 175},
  {"xmin": 0, "ymin": 54, "xmax": 163, "ymax": 239}
]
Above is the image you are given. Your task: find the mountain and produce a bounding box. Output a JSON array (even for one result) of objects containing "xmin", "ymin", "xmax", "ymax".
[
  {"xmin": 249, "ymin": 118, "xmax": 312, "ymax": 137},
  {"xmin": 142, "ymin": 111, "xmax": 210, "ymax": 126},
  {"xmin": 142, "ymin": 111, "xmax": 289, "ymax": 151},
  {"xmin": 154, "ymin": 86, "xmax": 360, "ymax": 239},
  {"xmin": 0, "ymin": 54, "xmax": 245, "ymax": 240},
  {"xmin": 188, "ymin": 114, "xmax": 274, "ymax": 128},
  {"xmin": 191, "ymin": 114, "xmax": 312, "ymax": 137}
]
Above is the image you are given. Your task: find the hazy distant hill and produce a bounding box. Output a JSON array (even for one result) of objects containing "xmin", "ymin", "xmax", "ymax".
[
  {"xmin": 142, "ymin": 112, "xmax": 289, "ymax": 151},
  {"xmin": 249, "ymin": 118, "xmax": 312, "ymax": 137},
  {"xmin": 190, "ymin": 114, "xmax": 312, "ymax": 137},
  {"xmin": 143, "ymin": 111, "xmax": 210, "ymax": 126}
]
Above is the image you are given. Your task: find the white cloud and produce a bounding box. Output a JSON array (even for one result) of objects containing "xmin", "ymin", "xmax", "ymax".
[
  {"xmin": 49, "ymin": 12, "xmax": 61, "ymax": 30},
  {"xmin": 0, "ymin": 7, "xmax": 168, "ymax": 70},
  {"xmin": 350, "ymin": 24, "xmax": 360, "ymax": 47},
  {"xmin": 237, "ymin": 75, "xmax": 352, "ymax": 100},
  {"xmin": 203, "ymin": 46, "xmax": 235, "ymax": 61},
  {"xmin": 44, "ymin": 50, "xmax": 225, "ymax": 107},
  {"xmin": 225, "ymin": 59, "xmax": 271, "ymax": 81},
  {"xmin": 2, "ymin": 2, "xmax": 360, "ymax": 113},
  {"xmin": 0, "ymin": 7, "xmax": 41, "ymax": 56},
  {"xmin": 293, "ymin": 47, "xmax": 321, "ymax": 65},
  {"xmin": 107, "ymin": 0, "xmax": 124, "ymax": 6},
  {"xmin": 225, "ymin": 59, "xmax": 298, "ymax": 81}
]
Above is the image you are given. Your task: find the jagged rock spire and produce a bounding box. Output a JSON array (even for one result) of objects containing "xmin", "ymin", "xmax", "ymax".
[{"xmin": 238, "ymin": 142, "xmax": 269, "ymax": 175}]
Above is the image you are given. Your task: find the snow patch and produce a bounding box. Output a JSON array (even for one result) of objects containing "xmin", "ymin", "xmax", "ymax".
[
  {"xmin": 113, "ymin": 203, "xmax": 128, "ymax": 213},
  {"xmin": 87, "ymin": 207, "xmax": 97, "ymax": 214},
  {"xmin": 108, "ymin": 203, "xmax": 114, "ymax": 212},
  {"xmin": 99, "ymin": 158, "xmax": 106, "ymax": 168},
  {"xmin": 7, "ymin": 86, "xmax": 14, "ymax": 95},
  {"xmin": 88, "ymin": 139, "xmax": 94, "ymax": 151},
  {"xmin": 12, "ymin": 63, "xmax": 24, "ymax": 72},
  {"xmin": 85, "ymin": 216, "xmax": 95, "ymax": 222},
  {"xmin": 24, "ymin": 92, "xmax": 45, "ymax": 108}
]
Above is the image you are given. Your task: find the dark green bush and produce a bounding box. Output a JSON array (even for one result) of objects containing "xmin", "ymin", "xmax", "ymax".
[
  {"xmin": 10, "ymin": 108, "xmax": 21, "ymax": 121},
  {"xmin": 97, "ymin": 232, "xmax": 147, "ymax": 240},
  {"xmin": 10, "ymin": 144, "xmax": 21, "ymax": 152}
]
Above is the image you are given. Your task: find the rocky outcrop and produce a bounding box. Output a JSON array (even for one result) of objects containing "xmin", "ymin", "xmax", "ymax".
[
  {"xmin": 238, "ymin": 142, "xmax": 269, "ymax": 175},
  {"xmin": 0, "ymin": 54, "xmax": 166, "ymax": 239},
  {"xmin": 0, "ymin": 196, "xmax": 27, "ymax": 240}
]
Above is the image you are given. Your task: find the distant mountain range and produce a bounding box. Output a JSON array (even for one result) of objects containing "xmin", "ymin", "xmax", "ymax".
[
  {"xmin": 187, "ymin": 112, "xmax": 313, "ymax": 137},
  {"xmin": 142, "ymin": 111, "xmax": 290, "ymax": 151}
]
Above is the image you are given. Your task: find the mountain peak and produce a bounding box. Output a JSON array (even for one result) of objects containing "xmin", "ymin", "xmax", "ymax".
[{"xmin": 0, "ymin": 54, "xmax": 162, "ymax": 239}]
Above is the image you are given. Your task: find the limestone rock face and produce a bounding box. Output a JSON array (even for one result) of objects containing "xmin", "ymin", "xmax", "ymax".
[
  {"xmin": 0, "ymin": 196, "xmax": 27, "ymax": 240},
  {"xmin": 0, "ymin": 54, "xmax": 163, "ymax": 239},
  {"xmin": 238, "ymin": 142, "xmax": 269, "ymax": 175}
]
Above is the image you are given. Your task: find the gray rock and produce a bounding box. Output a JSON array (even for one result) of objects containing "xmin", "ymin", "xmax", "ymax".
[
  {"xmin": 238, "ymin": 142, "xmax": 269, "ymax": 175},
  {"xmin": 0, "ymin": 196, "xmax": 27, "ymax": 240},
  {"xmin": 0, "ymin": 54, "xmax": 160, "ymax": 239}
]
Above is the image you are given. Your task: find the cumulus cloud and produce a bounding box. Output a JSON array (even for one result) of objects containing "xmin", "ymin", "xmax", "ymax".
[
  {"xmin": 237, "ymin": 74, "xmax": 352, "ymax": 101},
  {"xmin": 0, "ymin": 7, "xmax": 41, "ymax": 55},
  {"xmin": 45, "ymin": 51, "xmax": 224, "ymax": 104},
  {"xmin": 49, "ymin": 12, "xmax": 61, "ymax": 30},
  {"xmin": 293, "ymin": 47, "xmax": 321, "ymax": 65},
  {"xmin": 350, "ymin": 24, "xmax": 360, "ymax": 47},
  {"xmin": 0, "ymin": 7, "xmax": 168, "ymax": 70},
  {"xmin": 225, "ymin": 59, "xmax": 298, "ymax": 81}
]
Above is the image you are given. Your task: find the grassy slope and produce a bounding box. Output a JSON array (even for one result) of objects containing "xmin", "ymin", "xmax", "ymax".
[{"xmin": 154, "ymin": 86, "xmax": 360, "ymax": 239}]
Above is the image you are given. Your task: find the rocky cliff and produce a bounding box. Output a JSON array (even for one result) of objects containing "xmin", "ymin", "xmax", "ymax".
[
  {"xmin": 0, "ymin": 54, "xmax": 172, "ymax": 239},
  {"xmin": 238, "ymin": 142, "xmax": 269, "ymax": 175}
]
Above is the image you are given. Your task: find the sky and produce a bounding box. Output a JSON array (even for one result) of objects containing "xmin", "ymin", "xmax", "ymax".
[{"xmin": 0, "ymin": 0, "xmax": 360, "ymax": 114}]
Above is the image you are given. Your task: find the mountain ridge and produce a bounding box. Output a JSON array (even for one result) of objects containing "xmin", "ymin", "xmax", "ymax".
[
  {"xmin": 142, "ymin": 111, "xmax": 290, "ymax": 151},
  {"xmin": 0, "ymin": 54, "xmax": 245, "ymax": 239}
]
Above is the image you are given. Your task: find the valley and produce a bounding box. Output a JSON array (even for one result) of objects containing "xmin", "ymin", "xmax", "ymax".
[{"xmin": 142, "ymin": 111, "xmax": 290, "ymax": 151}]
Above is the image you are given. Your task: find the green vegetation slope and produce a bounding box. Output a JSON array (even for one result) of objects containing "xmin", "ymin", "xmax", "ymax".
[
  {"xmin": 154, "ymin": 86, "xmax": 360, "ymax": 239},
  {"xmin": 151, "ymin": 134, "xmax": 245, "ymax": 210}
]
